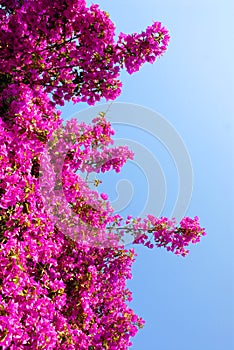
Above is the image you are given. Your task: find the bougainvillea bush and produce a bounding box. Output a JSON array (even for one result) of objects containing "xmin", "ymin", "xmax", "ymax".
[{"xmin": 0, "ymin": 1, "xmax": 205, "ymax": 349}]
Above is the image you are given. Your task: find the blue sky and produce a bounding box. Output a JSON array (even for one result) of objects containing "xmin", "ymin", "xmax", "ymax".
[{"xmin": 61, "ymin": 0, "xmax": 234, "ymax": 349}]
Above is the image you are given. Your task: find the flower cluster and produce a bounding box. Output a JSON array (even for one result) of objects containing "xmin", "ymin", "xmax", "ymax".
[
  {"xmin": 0, "ymin": 1, "xmax": 205, "ymax": 349},
  {"xmin": 0, "ymin": 0, "xmax": 169, "ymax": 105},
  {"xmin": 117, "ymin": 21, "xmax": 170, "ymax": 74},
  {"xmin": 0, "ymin": 90, "xmax": 142, "ymax": 348},
  {"xmin": 131, "ymin": 215, "xmax": 205, "ymax": 256}
]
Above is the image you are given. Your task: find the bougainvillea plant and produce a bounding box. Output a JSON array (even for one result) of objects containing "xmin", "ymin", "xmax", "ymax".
[{"xmin": 0, "ymin": 1, "xmax": 205, "ymax": 349}]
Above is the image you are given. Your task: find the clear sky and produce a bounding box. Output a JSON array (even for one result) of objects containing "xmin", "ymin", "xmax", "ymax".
[{"xmin": 60, "ymin": 0, "xmax": 234, "ymax": 349}]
